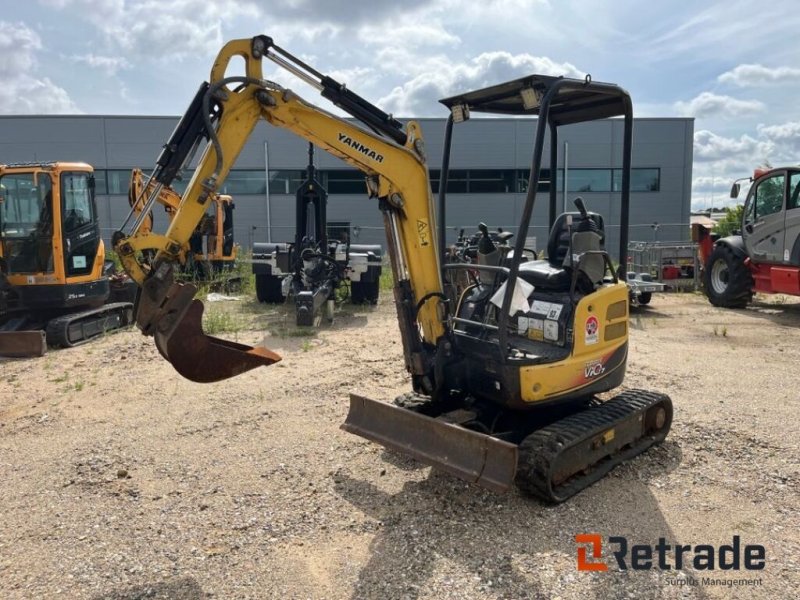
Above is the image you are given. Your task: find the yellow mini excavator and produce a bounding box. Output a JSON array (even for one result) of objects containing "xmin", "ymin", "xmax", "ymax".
[
  {"xmin": 0, "ymin": 162, "xmax": 133, "ymax": 357},
  {"xmin": 113, "ymin": 36, "xmax": 672, "ymax": 502}
]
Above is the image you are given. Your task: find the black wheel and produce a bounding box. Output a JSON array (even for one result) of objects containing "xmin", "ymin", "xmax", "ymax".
[
  {"xmin": 255, "ymin": 274, "xmax": 285, "ymax": 303},
  {"xmin": 638, "ymin": 292, "xmax": 652, "ymax": 305},
  {"xmin": 350, "ymin": 280, "xmax": 379, "ymax": 305},
  {"xmin": 704, "ymin": 245, "xmax": 754, "ymax": 308}
]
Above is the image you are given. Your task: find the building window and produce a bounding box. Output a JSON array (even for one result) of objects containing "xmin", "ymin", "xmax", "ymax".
[
  {"xmin": 219, "ymin": 170, "xmax": 266, "ymax": 195},
  {"xmin": 613, "ymin": 168, "xmax": 660, "ymax": 192},
  {"xmin": 559, "ymin": 169, "xmax": 612, "ymax": 193},
  {"xmin": 269, "ymin": 170, "xmax": 305, "ymax": 194},
  {"xmin": 105, "ymin": 169, "xmax": 133, "ymax": 195},
  {"xmin": 465, "ymin": 170, "xmax": 514, "ymax": 193},
  {"xmin": 93, "ymin": 170, "xmax": 108, "ymax": 195},
  {"xmin": 324, "ymin": 170, "xmax": 366, "ymax": 195},
  {"xmin": 516, "ymin": 169, "xmax": 552, "ymax": 193}
]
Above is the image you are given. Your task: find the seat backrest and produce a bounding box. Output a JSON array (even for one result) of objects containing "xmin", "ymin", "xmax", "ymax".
[
  {"xmin": 546, "ymin": 211, "xmax": 605, "ymax": 266},
  {"xmin": 563, "ymin": 231, "xmax": 606, "ymax": 284}
]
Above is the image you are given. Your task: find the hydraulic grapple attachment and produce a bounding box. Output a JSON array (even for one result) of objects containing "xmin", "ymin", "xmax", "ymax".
[{"xmin": 138, "ymin": 279, "xmax": 281, "ymax": 383}]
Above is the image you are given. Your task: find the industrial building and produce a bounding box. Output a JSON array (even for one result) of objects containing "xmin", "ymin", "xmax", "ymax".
[{"xmin": 0, "ymin": 115, "xmax": 693, "ymax": 258}]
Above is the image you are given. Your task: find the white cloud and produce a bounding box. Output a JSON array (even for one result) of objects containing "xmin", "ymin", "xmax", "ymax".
[
  {"xmin": 42, "ymin": 0, "xmax": 259, "ymax": 60},
  {"xmin": 268, "ymin": 0, "xmax": 435, "ymax": 24},
  {"xmin": 358, "ymin": 22, "xmax": 460, "ymax": 48},
  {"xmin": 0, "ymin": 21, "xmax": 79, "ymax": 113},
  {"xmin": 690, "ymin": 123, "xmax": 800, "ymax": 210},
  {"xmin": 756, "ymin": 121, "xmax": 800, "ymax": 153},
  {"xmin": 674, "ymin": 92, "xmax": 764, "ymax": 119},
  {"xmin": 378, "ymin": 51, "xmax": 584, "ymax": 116},
  {"xmin": 718, "ymin": 64, "xmax": 800, "ymax": 87},
  {"xmin": 693, "ymin": 130, "xmax": 770, "ymax": 162},
  {"xmin": 69, "ymin": 53, "xmax": 130, "ymax": 75}
]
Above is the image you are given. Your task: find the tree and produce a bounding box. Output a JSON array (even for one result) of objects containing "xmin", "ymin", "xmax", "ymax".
[{"xmin": 714, "ymin": 205, "xmax": 744, "ymax": 237}]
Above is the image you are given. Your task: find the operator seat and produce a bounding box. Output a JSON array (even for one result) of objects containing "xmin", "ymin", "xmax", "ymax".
[{"xmin": 517, "ymin": 210, "xmax": 606, "ymax": 292}]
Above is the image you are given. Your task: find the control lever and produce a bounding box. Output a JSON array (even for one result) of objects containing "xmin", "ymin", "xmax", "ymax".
[
  {"xmin": 477, "ymin": 222, "xmax": 496, "ymax": 255},
  {"xmin": 573, "ymin": 196, "xmax": 588, "ymax": 219}
]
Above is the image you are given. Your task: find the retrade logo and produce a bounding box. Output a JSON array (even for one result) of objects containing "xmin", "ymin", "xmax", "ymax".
[
  {"xmin": 575, "ymin": 534, "xmax": 766, "ymax": 572},
  {"xmin": 575, "ymin": 534, "xmax": 607, "ymax": 571}
]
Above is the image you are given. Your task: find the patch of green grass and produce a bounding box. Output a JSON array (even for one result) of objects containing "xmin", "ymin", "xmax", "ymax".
[
  {"xmin": 301, "ymin": 339, "xmax": 314, "ymax": 352},
  {"xmin": 202, "ymin": 306, "xmax": 243, "ymax": 335},
  {"xmin": 379, "ymin": 267, "xmax": 394, "ymax": 292},
  {"xmin": 74, "ymin": 381, "xmax": 84, "ymax": 392},
  {"xmin": 52, "ymin": 373, "xmax": 69, "ymax": 383},
  {"xmin": 105, "ymin": 249, "xmax": 123, "ymax": 271}
]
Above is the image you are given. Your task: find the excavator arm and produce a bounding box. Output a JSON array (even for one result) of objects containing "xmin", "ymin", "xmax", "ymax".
[{"xmin": 113, "ymin": 35, "xmax": 446, "ymax": 386}]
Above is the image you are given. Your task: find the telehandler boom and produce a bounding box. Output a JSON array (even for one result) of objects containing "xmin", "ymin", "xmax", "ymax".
[{"xmin": 113, "ymin": 36, "xmax": 672, "ymax": 501}]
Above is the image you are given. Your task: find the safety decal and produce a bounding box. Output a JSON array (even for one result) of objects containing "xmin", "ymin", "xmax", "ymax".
[
  {"xmin": 585, "ymin": 315, "xmax": 599, "ymax": 345},
  {"xmin": 416, "ymin": 219, "xmax": 430, "ymax": 247}
]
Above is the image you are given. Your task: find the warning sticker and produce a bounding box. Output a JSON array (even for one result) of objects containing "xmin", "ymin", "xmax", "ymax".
[
  {"xmin": 528, "ymin": 318, "xmax": 544, "ymax": 341},
  {"xmin": 544, "ymin": 319, "xmax": 559, "ymax": 341},
  {"xmin": 585, "ymin": 315, "xmax": 599, "ymax": 345},
  {"xmin": 528, "ymin": 327, "xmax": 544, "ymax": 341},
  {"xmin": 416, "ymin": 219, "xmax": 430, "ymax": 246},
  {"xmin": 518, "ymin": 316, "xmax": 529, "ymax": 334}
]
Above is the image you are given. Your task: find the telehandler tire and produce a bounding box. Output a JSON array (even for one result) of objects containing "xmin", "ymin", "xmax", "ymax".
[{"xmin": 704, "ymin": 245, "xmax": 753, "ymax": 308}]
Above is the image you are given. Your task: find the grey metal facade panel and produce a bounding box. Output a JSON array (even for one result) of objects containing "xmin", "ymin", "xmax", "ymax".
[
  {"xmin": 102, "ymin": 117, "xmax": 177, "ymax": 144},
  {"xmin": 0, "ymin": 142, "xmax": 107, "ymax": 166},
  {"xmin": 0, "ymin": 117, "xmax": 106, "ymax": 144},
  {"xmin": 0, "ymin": 114, "xmax": 694, "ymax": 258}
]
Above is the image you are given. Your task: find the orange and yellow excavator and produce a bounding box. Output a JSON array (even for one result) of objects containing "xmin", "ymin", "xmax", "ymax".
[
  {"xmin": 0, "ymin": 162, "xmax": 133, "ymax": 357},
  {"xmin": 128, "ymin": 168, "xmax": 237, "ymax": 280},
  {"xmin": 112, "ymin": 35, "xmax": 672, "ymax": 501}
]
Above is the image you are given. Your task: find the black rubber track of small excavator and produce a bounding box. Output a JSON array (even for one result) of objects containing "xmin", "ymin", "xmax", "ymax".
[
  {"xmin": 45, "ymin": 302, "xmax": 133, "ymax": 348},
  {"xmin": 515, "ymin": 389, "xmax": 672, "ymax": 503}
]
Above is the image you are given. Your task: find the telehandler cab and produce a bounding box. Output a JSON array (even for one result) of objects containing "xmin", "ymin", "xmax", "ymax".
[
  {"xmin": 113, "ymin": 35, "xmax": 672, "ymax": 501},
  {"xmin": 703, "ymin": 166, "xmax": 800, "ymax": 307}
]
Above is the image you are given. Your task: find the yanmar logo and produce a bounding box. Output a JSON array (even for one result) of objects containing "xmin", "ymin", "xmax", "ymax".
[
  {"xmin": 338, "ymin": 133, "xmax": 384, "ymax": 163},
  {"xmin": 575, "ymin": 534, "xmax": 765, "ymax": 588}
]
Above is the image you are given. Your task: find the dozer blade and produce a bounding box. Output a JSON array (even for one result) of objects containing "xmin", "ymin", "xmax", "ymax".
[
  {"xmin": 343, "ymin": 394, "xmax": 518, "ymax": 493},
  {"xmin": 0, "ymin": 330, "xmax": 47, "ymax": 358},
  {"xmin": 154, "ymin": 299, "xmax": 281, "ymax": 383}
]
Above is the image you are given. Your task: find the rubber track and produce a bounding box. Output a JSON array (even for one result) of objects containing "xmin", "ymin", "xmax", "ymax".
[
  {"xmin": 515, "ymin": 389, "xmax": 672, "ymax": 503},
  {"xmin": 45, "ymin": 302, "xmax": 133, "ymax": 348}
]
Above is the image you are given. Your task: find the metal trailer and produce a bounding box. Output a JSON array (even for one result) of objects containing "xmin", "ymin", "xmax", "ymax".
[{"xmin": 628, "ymin": 241, "xmax": 699, "ymax": 286}]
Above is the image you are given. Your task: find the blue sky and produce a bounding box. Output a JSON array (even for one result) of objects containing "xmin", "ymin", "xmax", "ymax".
[{"xmin": 3, "ymin": 0, "xmax": 800, "ymax": 209}]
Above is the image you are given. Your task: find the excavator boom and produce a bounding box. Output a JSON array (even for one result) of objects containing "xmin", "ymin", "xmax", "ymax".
[{"xmin": 113, "ymin": 36, "xmax": 444, "ymax": 386}]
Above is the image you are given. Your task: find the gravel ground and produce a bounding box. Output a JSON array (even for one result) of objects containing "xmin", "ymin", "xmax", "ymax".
[{"xmin": 0, "ymin": 292, "xmax": 798, "ymax": 599}]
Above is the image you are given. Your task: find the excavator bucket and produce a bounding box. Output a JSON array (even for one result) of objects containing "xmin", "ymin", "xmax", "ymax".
[
  {"xmin": 154, "ymin": 299, "xmax": 281, "ymax": 383},
  {"xmin": 342, "ymin": 394, "xmax": 519, "ymax": 493},
  {"xmin": 0, "ymin": 330, "xmax": 47, "ymax": 358}
]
